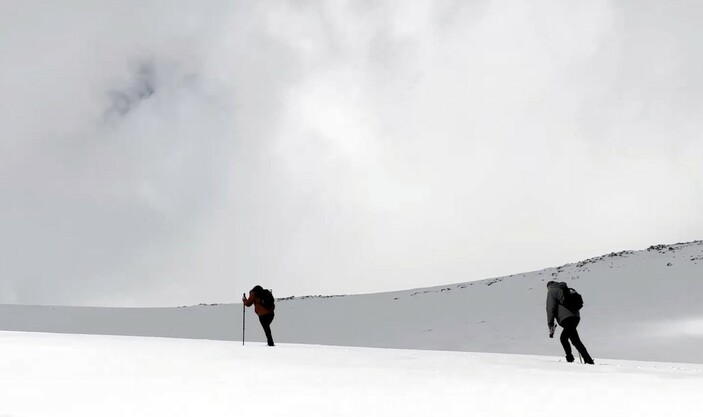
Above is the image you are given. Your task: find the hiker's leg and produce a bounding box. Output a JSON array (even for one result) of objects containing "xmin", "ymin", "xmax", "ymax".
[
  {"xmin": 259, "ymin": 314, "xmax": 275, "ymax": 346},
  {"xmin": 566, "ymin": 321, "xmax": 593, "ymax": 363},
  {"xmin": 559, "ymin": 317, "xmax": 578, "ymax": 361}
]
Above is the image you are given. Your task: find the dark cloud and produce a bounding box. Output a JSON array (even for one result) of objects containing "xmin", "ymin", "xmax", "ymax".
[{"xmin": 105, "ymin": 61, "xmax": 157, "ymax": 120}]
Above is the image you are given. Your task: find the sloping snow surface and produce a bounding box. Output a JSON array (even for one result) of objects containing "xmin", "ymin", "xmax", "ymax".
[
  {"xmin": 3, "ymin": 241, "xmax": 703, "ymax": 364},
  {"xmin": 0, "ymin": 331, "xmax": 701, "ymax": 417}
]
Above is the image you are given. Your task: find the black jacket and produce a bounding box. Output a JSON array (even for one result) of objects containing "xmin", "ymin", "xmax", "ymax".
[{"xmin": 546, "ymin": 282, "xmax": 579, "ymax": 327}]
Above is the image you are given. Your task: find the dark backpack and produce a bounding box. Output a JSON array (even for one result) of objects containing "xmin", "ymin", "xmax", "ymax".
[
  {"xmin": 258, "ymin": 288, "xmax": 276, "ymax": 311},
  {"xmin": 562, "ymin": 287, "xmax": 584, "ymax": 311}
]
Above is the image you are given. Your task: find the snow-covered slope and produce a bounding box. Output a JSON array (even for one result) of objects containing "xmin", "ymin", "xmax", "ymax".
[
  {"xmin": 1, "ymin": 241, "xmax": 702, "ymax": 363},
  {"xmin": 1, "ymin": 331, "xmax": 701, "ymax": 417}
]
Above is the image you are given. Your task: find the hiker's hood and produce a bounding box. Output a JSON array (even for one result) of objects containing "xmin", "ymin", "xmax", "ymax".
[{"xmin": 547, "ymin": 281, "xmax": 568, "ymax": 290}]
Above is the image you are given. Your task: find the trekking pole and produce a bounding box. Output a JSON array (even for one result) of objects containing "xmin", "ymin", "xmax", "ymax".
[
  {"xmin": 578, "ymin": 353, "xmax": 583, "ymax": 364},
  {"xmin": 242, "ymin": 293, "xmax": 246, "ymax": 346}
]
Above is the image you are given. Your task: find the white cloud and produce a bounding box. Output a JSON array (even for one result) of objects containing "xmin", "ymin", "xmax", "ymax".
[
  {"xmin": 649, "ymin": 318, "xmax": 703, "ymax": 339},
  {"xmin": 2, "ymin": 0, "xmax": 702, "ymax": 306}
]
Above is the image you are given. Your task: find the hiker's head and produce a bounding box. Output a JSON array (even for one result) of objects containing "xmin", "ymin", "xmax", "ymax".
[
  {"xmin": 251, "ymin": 285, "xmax": 265, "ymax": 296},
  {"xmin": 546, "ymin": 281, "xmax": 558, "ymax": 289}
]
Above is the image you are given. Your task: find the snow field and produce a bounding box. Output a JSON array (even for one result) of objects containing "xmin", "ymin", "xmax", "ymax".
[{"xmin": 0, "ymin": 331, "xmax": 701, "ymax": 417}]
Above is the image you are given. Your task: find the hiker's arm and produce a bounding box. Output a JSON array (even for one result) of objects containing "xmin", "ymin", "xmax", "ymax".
[
  {"xmin": 546, "ymin": 290, "xmax": 558, "ymax": 328},
  {"xmin": 243, "ymin": 292, "xmax": 255, "ymax": 307}
]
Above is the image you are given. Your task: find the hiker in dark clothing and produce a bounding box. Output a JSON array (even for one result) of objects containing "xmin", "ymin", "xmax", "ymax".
[
  {"xmin": 243, "ymin": 285, "xmax": 275, "ymax": 346},
  {"xmin": 546, "ymin": 281, "xmax": 594, "ymax": 364}
]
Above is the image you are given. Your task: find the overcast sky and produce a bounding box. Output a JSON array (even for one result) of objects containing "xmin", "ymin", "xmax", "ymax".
[{"xmin": 1, "ymin": 0, "xmax": 702, "ymax": 307}]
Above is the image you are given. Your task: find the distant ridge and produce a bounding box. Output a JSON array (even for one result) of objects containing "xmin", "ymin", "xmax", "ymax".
[{"xmin": 2, "ymin": 240, "xmax": 702, "ymax": 363}]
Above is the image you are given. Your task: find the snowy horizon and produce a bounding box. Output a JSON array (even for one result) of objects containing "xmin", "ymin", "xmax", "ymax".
[
  {"xmin": 1, "ymin": 238, "xmax": 700, "ymax": 306},
  {"xmin": 2, "ymin": 240, "xmax": 702, "ymax": 364}
]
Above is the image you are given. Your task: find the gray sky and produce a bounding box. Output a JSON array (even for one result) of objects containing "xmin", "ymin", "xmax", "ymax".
[{"xmin": 1, "ymin": 0, "xmax": 702, "ymax": 307}]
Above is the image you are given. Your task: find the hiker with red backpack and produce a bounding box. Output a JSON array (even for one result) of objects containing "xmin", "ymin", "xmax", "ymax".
[
  {"xmin": 546, "ymin": 281, "xmax": 594, "ymax": 364},
  {"xmin": 242, "ymin": 285, "xmax": 276, "ymax": 346}
]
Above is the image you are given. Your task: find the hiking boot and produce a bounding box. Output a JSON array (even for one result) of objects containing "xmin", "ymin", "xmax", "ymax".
[
  {"xmin": 565, "ymin": 354, "xmax": 575, "ymax": 363},
  {"xmin": 584, "ymin": 358, "xmax": 595, "ymax": 365}
]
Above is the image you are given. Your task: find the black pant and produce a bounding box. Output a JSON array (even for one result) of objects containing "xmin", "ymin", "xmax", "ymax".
[
  {"xmin": 560, "ymin": 317, "xmax": 593, "ymax": 363},
  {"xmin": 259, "ymin": 313, "xmax": 275, "ymax": 346}
]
